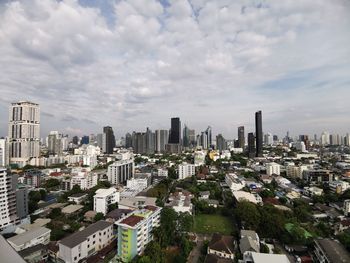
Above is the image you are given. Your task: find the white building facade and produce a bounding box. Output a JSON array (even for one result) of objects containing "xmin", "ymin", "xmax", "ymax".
[
  {"xmin": 178, "ymin": 163, "xmax": 195, "ymax": 180},
  {"xmin": 94, "ymin": 188, "xmax": 120, "ymax": 215}
]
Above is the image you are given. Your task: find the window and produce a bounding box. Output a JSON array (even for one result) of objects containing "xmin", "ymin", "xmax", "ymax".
[{"xmin": 74, "ymin": 257, "xmax": 77, "ymax": 260}]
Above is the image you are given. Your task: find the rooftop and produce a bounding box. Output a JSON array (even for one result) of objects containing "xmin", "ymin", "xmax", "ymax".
[
  {"xmin": 8, "ymin": 227, "xmax": 51, "ymax": 247},
  {"xmin": 248, "ymin": 252, "xmax": 290, "ymax": 263},
  {"xmin": 208, "ymin": 233, "xmax": 235, "ymax": 255},
  {"xmin": 59, "ymin": 221, "xmax": 112, "ymax": 249},
  {"xmin": 94, "ymin": 187, "xmax": 118, "ymax": 197},
  {"xmin": 62, "ymin": 204, "xmax": 84, "ymax": 214},
  {"xmin": 119, "ymin": 215, "xmax": 144, "ymax": 227},
  {"xmin": 68, "ymin": 193, "xmax": 87, "ymax": 198},
  {"xmin": 315, "ymin": 238, "xmax": 350, "ymax": 263},
  {"xmin": 0, "ymin": 235, "xmax": 26, "ymax": 263}
]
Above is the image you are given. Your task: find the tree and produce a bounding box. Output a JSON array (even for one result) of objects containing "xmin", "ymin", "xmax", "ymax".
[
  {"xmin": 94, "ymin": 212, "xmax": 104, "ymax": 221},
  {"xmin": 235, "ymin": 201, "xmax": 261, "ymax": 230},
  {"xmin": 108, "ymin": 203, "xmax": 118, "ymax": 212},
  {"xmin": 260, "ymin": 243, "xmax": 270, "ymax": 253},
  {"xmin": 44, "ymin": 178, "xmax": 60, "ymax": 189},
  {"xmin": 48, "ymin": 208, "xmax": 62, "ymax": 219},
  {"xmin": 142, "ymin": 241, "xmax": 164, "ymax": 263},
  {"xmin": 177, "ymin": 212, "xmax": 193, "ymax": 233},
  {"xmin": 39, "ymin": 189, "xmax": 47, "ymax": 200}
]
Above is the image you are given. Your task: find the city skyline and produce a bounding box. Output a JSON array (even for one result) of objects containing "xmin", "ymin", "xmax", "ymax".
[{"xmin": 0, "ymin": 0, "xmax": 350, "ymax": 137}]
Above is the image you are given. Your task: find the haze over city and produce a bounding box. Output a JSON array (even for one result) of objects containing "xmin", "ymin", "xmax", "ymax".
[{"xmin": 1, "ymin": 0, "xmax": 350, "ymax": 138}]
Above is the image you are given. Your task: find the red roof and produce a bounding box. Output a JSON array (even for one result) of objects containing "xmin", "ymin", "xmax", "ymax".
[
  {"xmin": 144, "ymin": 205, "xmax": 158, "ymax": 211},
  {"xmin": 263, "ymin": 197, "xmax": 280, "ymax": 205},
  {"xmin": 120, "ymin": 215, "xmax": 144, "ymax": 227},
  {"xmin": 50, "ymin": 172, "xmax": 62, "ymax": 177}
]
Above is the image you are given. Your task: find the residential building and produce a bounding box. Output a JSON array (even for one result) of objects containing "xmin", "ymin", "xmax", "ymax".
[
  {"xmin": 225, "ymin": 173, "xmax": 245, "ymax": 191},
  {"xmin": 314, "ymin": 238, "xmax": 350, "ymax": 263},
  {"xmin": 116, "ymin": 206, "xmax": 161, "ymax": 262},
  {"xmin": 242, "ymin": 251, "xmax": 290, "ymax": 263},
  {"xmin": 59, "ymin": 221, "xmax": 114, "ymax": 263},
  {"xmin": 107, "ymin": 157, "xmax": 134, "ymax": 185},
  {"xmin": 68, "ymin": 193, "xmax": 87, "ymax": 204},
  {"xmin": 329, "ymin": 180, "xmax": 350, "ymax": 194},
  {"xmin": 264, "ymin": 132, "xmax": 273, "ymax": 145},
  {"xmin": 303, "ymin": 187, "xmax": 323, "ymax": 197},
  {"xmin": 199, "ymin": 191, "xmax": 210, "ymax": 200},
  {"xmin": 155, "ymin": 130, "xmax": 168, "ymax": 153},
  {"xmin": 303, "ymin": 170, "xmax": 333, "ymax": 183},
  {"xmin": 0, "ymin": 168, "xmax": 29, "ymax": 233},
  {"xmin": 207, "ymin": 233, "xmax": 235, "ymax": 260},
  {"xmin": 8, "ymin": 101, "xmax": 40, "ymax": 167},
  {"xmin": 118, "ymin": 196, "xmax": 157, "ymax": 210},
  {"xmin": 69, "ymin": 171, "xmax": 98, "ymax": 190},
  {"xmin": 157, "ymin": 168, "xmax": 168, "ymax": 177},
  {"xmin": 0, "ymin": 138, "xmax": 9, "ymax": 167},
  {"xmin": 239, "ymin": 230, "xmax": 260, "ymax": 254},
  {"xmin": 24, "ymin": 169, "xmax": 42, "ymax": 187},
  {"xmin": 94, "ymin": 187, "xmax": 120, "ymax": 215},
  {"xmin": 233, "ymin": 191, "xmax": 261, "ymax": 205},
  {"xmin": 266, "ymin": 162, "xmax": 280, "ymax": 176},
  {"xmin": 0, "ymin": 235, "xmax": 26, "ymax": 263},
  {"xmin": 286, "ymin": 164, "xmax": 309, "ymax": 179},
  {"xmin": 255, "ymin": 111, "xmax": 263, "ymax": 157},
  {"xmin": 18, "ymin": 243, "xmax": 49, "ymax": 263},
  {"xmin": 194, "ymin": 150, "xmax": 206, "ymax": 166},
  {"xmin": 47, "ymin": 131, "xmax": 63, "ymax": 156},
  {"xmin": 178, "ymin": 163, "xmax": 195, "ymax": 180},
  {"xmin": 62, "ymin": 205, "xmax": 84, "ymax": 215},
  {"xmin": 7, "ymin": 227, "xmax": 51, "ymax": 251},
  {"xmin": 344, "ymin": 199, "xmax": 350, "ymax": 216}
]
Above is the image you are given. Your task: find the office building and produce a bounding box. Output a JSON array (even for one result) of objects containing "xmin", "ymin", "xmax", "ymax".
[
  {"xmin": 116, "ymin": 206, "xmax": 161, "ymax": 262},
  {"xmin": 0, "ymin": 138, "xmax": 9, "ymax": 167},
  {"xmin": 81, "ymin": 135, "xmax": 89, "ymax": 145},
  {"xmin": 102, "ymin": 126, "xmax": 115, "ymax": 154},
  {"xmin": 132, "ymin": 132, "xmax": 146, "ymax": 154},
  {"xmin": 59, "ymin": 221, "xmax": 114, "ymax": 263},
  {"xmin": 94, "ymin": 187, "xmax": 120, "ymax": 215},
  {"xmin": 107, "ymin": 156, "xmax": 134, "ymax": 185},
  {"xmin": 155, "ymin": 130, "xmax": 168, "ymax": 153},
  {"xmin": 247, "ymin": 133, "xmax": 255, "ymax": 158},
  {"xmin": 200, "ymin": 131, "xmax": 208, "ymax": 149},
  {"xmin": 8, "ymin": 101, "xmax": 40, "ymax": 167},
  {"xmin": 255, "ymin": 111, "xmax": 263, "ymax": 157},
  {"xmin": 183, "ymin": 125, "xmax": 190, "ymax": 148},
  {"xmin": 125, "ymin": 133, "xmax": 132, "ymax": 148},
  {"xmin": 216, "ymin": 134, "xmax": 227, "ymax": 151},
  {"xmin": 238, "ymin": 126, "xmax": 245, "ymax": 148},
  {"xmin": 169, "ymin": 117, "xmax": 181, "ymax": 144}
]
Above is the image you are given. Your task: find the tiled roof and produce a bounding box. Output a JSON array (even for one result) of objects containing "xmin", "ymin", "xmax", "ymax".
[{"xmin": 120, "ymin": 215, "xmax": 144, "ymax": 227}]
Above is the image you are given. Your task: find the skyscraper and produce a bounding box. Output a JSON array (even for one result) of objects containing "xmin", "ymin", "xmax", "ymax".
[
  {"xmin": 248, "ymin": 132, "xmax": 255, "ymax": 158},
  {"xmin": 255, "ymin": 110, "xmax": 263, "ymax": 157},
  {"xmin": 8, "ymin": 101, "xmax": 40, "ymax": 167},
  {"xmin": 155, "ymin": 130, "xmax": 168, "ymax": 153},
  {"xmin": 205, "ymin": 126, "xmax": 212, "ymax": 148},
  {"xmin": 183, "ymin": 125, "xmax": 190, "ymax": 148},
  {"xmin": 47, "ymin": 131, "xmax": 63, "ymax": 156},
  {"xmin": 102, "ymin": 126, "xmax": 115, "ymax": 154},
  {"xmin": 238, "ymin": 126, "xmax": 245, "ymax": 148},
  {"xmin": 145, "ymin": 127, "xmax": 155, "ymax": 154},
  {"xmin": 216, "ymin": 134, "xmax": 227, "ymax": 151},
  {"xmin": 0, "ymin": 138, "xmax": 9, "ymax": 167},
  {"xmin": 168, "ymin": 117, "xmax": 181, "ymax": 144}
]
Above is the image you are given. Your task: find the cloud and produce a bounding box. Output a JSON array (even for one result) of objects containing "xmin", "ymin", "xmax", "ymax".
[{"xmin": 0, "ymin": 0, "xmax": 349, "ymax": 139}]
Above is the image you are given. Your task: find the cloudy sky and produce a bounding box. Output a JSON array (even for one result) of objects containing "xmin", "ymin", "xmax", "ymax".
[{"xmin": 0, "ymin": 0, "xmax": 349, "ymax": 139}]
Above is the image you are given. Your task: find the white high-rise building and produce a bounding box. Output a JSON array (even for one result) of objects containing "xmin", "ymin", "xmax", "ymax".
[
  {"xmin": 155, "ymin": 130, "xmax": 168, "ymax": 153},
  {"xmin": 178, "ymin": 163, "xmax": 195, "ymax": 180},
  {"xmin": 320, "ymin": 131, "xmax": 330, "ymax": 146},
  {"xmin": 264, "ymin": 133, "xmax": 273, "ymax": 145},
  {"xmin": 0, "ymin": 138, "xmax": 9, "ymax": 167},
  {"xmin": 266, "ymin": 162, "xmax": 280, "ymax": 176},
  {"xmin": 107, "ymin": 157, "xmax": 134, "ymax": 185},
  {"xmin": 8, "ymin": 101, "xmax": 40, "ymax": 167}
]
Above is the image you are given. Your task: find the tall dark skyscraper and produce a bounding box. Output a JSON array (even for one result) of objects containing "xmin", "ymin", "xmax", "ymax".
[
  {"xmin": 238, "ymin": 126, "xmax": 245, "ymax": 148},
  {"xmin": 103, "ymin": 126, "xmax": 116, "ymax": 154},
  {"xmin": 169, "ymin": 117, "xmax": 181, "ymax": 144},
  {"xmin": 255, "ymin": 111, "xmax": 263, "ymax": 157},
  {"xmin": 248, "ymin": 132, "xmax": 255, "ymax": 158}
]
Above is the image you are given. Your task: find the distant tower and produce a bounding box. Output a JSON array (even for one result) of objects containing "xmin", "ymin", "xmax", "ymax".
[
  {"xmin": 238, "ymin": 126, "xmax": 245, "ymax": 148},
  {"xmin": 8, "ymin": 101, "xmax": 40, "ymax": 167},
  {"xmin": 169, "ymin": 117, "xmax": 181, "ymax": 144},
  {"xmin": 255, "ymin": 111, "xmax": 263, "ymax": 157},
  {"xmin": 248, "ymin": 132, "xmax": 256, "ymax": 158},
  {"xmin": 102, "ymin": 126, "xmax": 115, "ymax": 154},
  {"xmin": 155, "ymin": 130, "xmax": 168, "ymax": 153}
]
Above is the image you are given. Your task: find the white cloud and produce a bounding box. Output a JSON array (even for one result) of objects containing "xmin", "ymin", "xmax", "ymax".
[{"xmin": 0, "ymin": 0, "xmax": 349, "ymax": 138}]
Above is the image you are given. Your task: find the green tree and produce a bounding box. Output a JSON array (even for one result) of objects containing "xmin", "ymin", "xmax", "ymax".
[
  {"xmin": 235, "ymin": 201, "xmax": 261, "ymax": 230},
  {"xmin": 94, "ymin": 212, "xmax": 104, "ymax": 221},
  {"xmin": 177, "ymin": 212, "xmax": 193, "ymax": 233},
  {"xmin": 44, "ymin": 178, "xmax": 60, "ymax": 189},
  {"xmin": 143, "ymin": 241, "xmax": 164, "ymax": 263},
  {"xmin": 39, "ymin": 189, "xmax": 47, "ymax": 200},
  {"xmin": 48, "ymin": 208, "xmax": 62, "ymax": 219}
]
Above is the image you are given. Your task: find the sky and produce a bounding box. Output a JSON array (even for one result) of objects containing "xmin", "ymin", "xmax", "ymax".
[{"xmin": 0, "ymin": 0, "xmax": 350, "ymax": 139}]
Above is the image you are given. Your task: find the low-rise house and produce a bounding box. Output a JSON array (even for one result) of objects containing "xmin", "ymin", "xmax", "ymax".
[
  {"xmin": 7, "ymin": 227, "xmax": 51, "ymax": 251},
  {"xmin": 207, "ymin": 199, "xmax": 219, "ymax": 208},
  {"xmin": 119, "ymin": 196, "xmax": 157, "ymax": 210},
  {"xmin": 166, "ymin": 190, "xmax": 194, "ymax": 214},
  {"xmin": 303, "ymin": 186, "xmax": 323, "ymax": 197},
  {"xmin": 241, "ymin": 251, "xmax": 290, "ymax": 263},
  {"xmin": 225, "ymin": 173, "xmax": 245, "ymax": 191},
  {"xmin": 314, "ymin": 238, "xmax": 350, "ymax": 263},
  {"xmin": 62, "ymin": 204, "xmax": 84, "ymax": 215},
  {"xmin": 239, "ymin": 230, "xmax": 260, "ymax": 254},
  {"xmin": 18, "ymin": 244, "xmax": 49, "ymax": 263},
  {"xmin": 199, "ymin": 191, "xmax": 210, "ymax": 200},
  {"xmin": 233, "ymin": 191, "xmax": 262, "ymax": 205},
  {"xmin": 68, "ymin": 193, "xmax": 88, "ymax": 204},
  {"xmin": 106, "ymin": 209, "xmax": 133, "ymax": 222},
  {"xmin": 207, "ymin": 233, "xmax": 235, "ymax": 260},
  {"xmin": 58, "ymin": 221, "xmax": 114, "ymax": 263}
]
